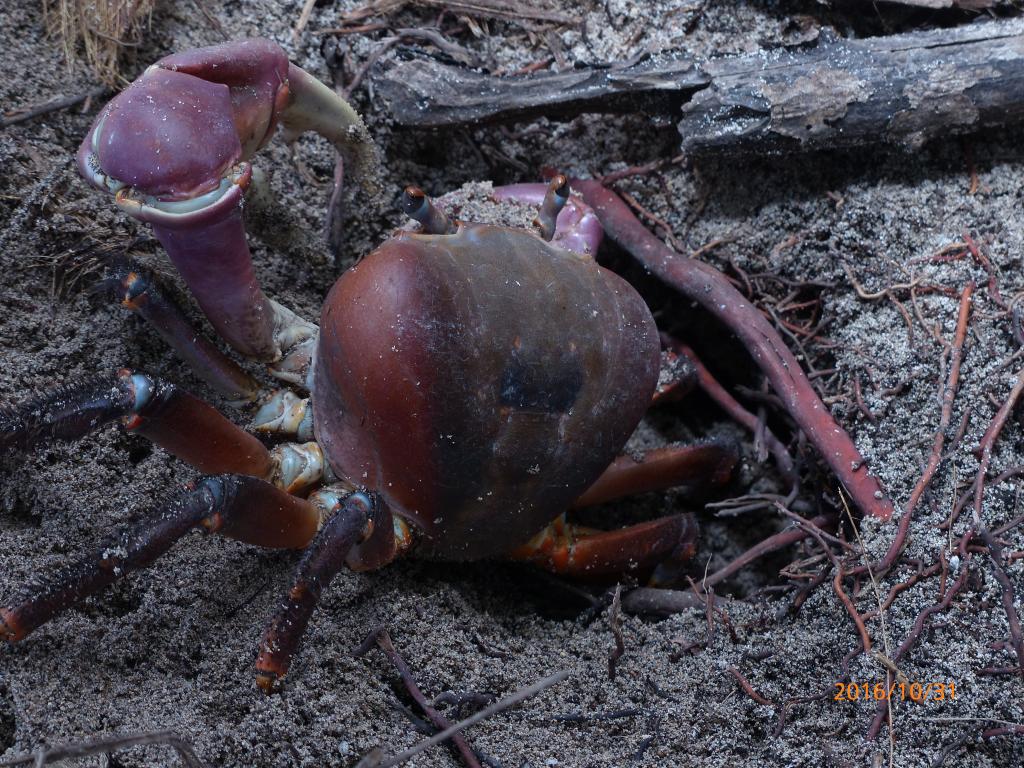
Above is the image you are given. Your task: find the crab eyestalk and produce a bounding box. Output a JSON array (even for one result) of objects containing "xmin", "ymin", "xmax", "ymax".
[
  {"xmin": 534, "ymin": 174, "xmax": 570, "ymax": 242},
  {"xmin": 400, "ymin": 186, "xmax": 455, "ymax": 234},
  {"xmin": 492, "ymin": 177, "xmax": 604, "ymax": 256},
  {"xmin": 76, "ymin": 38, "xmax": 381, "ymax": 362}
]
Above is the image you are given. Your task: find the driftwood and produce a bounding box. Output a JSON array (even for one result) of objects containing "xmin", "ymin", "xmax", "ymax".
[
  {"xmin": 679, "ymin": 19, "xmax": 1024, "ymax": 153},
  {"xmin": 373, "ymin": 18, "xmax": 1024, "ymax": 153},
  {"xmin": 868, "ymin": 0, "xmax": 1001, "ymax": 8},
  {"xmin": 373, "ymin": 51, "xmax": 706, "ymax": 126}
]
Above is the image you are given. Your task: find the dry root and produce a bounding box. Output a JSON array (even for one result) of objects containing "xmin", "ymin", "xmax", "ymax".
[{"xmin": 42, "ymin": 0, "xmax": 154, "ymax": 85}]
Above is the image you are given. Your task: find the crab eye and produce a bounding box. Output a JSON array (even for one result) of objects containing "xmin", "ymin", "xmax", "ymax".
[{"xmin": 399, "ymin": 186, "xmax": 454, "ymax": 235}]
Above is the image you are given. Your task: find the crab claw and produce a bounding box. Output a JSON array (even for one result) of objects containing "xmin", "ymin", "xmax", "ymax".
[{"xmin": 77, "ymin": 38, "xmax": 380, "ymax": 362}]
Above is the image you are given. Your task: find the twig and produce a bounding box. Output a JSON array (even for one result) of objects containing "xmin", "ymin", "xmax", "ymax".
[
  {"xmin": 978, "ymin": 526, "xmax": 1024, "ymax": 678},
  {"xmin": 374, "ymin": 52, "xmax": 703, "ymax": 127},
  {"xmin": 423, "ymin": 0, "xmax": 576, "ymax": 24},
  {"xmin": 190, "ymin": 0, "xmax": 228, "ymax": 39},
  {"xmin": 618, "ymin": 190, "xmax": 684, "ymax": 253},
  {"xmin": 596, "ymin": 155, "xmax": 684, "ymax": 185},
  {"xmin": 963, "ymin": 231, "xmax": 1006, "ymax": 310},
  {"xmin": 364, "ymin": 670, "xmax": 570, "ymax": 768},
  {"xmin": 617, "ymin": 514, "xmax": 836, "ymax": 614},
  {"xmin": 853, "ymin": 375, "xmax": 878, "ymax": 424},
  {"xmin": 839, "ymin": 490, "xmax": 896, "ymax": 764},
  {"xmin": 355, "ymin": 627, "xmax": 481, "ymax": 768},
  {"xmin": 337, "ymin": 0, "xmax": 576, "ymax": 25},
  {"xmin": 340, "ymin": 23, "xmax": 483, "ymax": 98},
  {"xmin": 374, "ymin": 18, "xmax": 1024, "ymax": 154},
  {"xmin": 293, "ymin": 0, "xmax": 318, "ymax": 42},
  {"xmin": 391, "ymin": 27, "xmax": 481, "ymax": 66},
  {"xmin": 844, "ymin": 265, "xmax": 924, "ymax": 301},
  {"xmin": 0, "ymin": 731, "xmax": 206, "ymax": 768},
  {"xmin": 318, "ymin": 23, "xmax": 389, "ymax": 36},
  {"xmin": 867, "ymin": 537, "xmax": 974, "ymax": 740},
  {"xmin": 875, "ymin": 284, "xmax": 972, "ymax": 579},
  {"xmin": 727, "ymin": 667, "xmax": 773, "ymax": 706},
  {"xmin": 861, "ymin": 561, "xmax": 942, "ymax": 623},
  {"xmin": 679, "ymin": 19, "xmax": 1024, "ymax": 154},
  {"xmin": 782, "ymin": 506, "xmax": 873, "ymax": 653},
  {"xmin": 344, "ymin": 38, "xmax": 401, "ymax": 97},
  {"xmin": 545, "ymin": 708, "xmax": 643, "ymax": 723},
  {"xmin": 691, "ymin": 236, "xmax": 738, "ymax": 261},
  {"xmin": 973, "ymin": 368, "xmax": 1024, "ymax": 528},
  {"xmin": 1, "ymin": 87, "xmax": 108, "ymax": 129},
  {"xmin": 671, "ymin": 339, "xmax": 796, "ymax": 483}
]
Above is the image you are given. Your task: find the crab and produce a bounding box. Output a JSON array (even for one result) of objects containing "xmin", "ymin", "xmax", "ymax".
[{"xmin": 0, "ymin": 39, "xmax": 749, "ymax": 692}]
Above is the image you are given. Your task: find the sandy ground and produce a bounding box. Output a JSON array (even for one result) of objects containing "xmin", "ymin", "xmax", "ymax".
[{"xmin": 3, "ymin": 1, "xmax": 1024, "ymax": 766}]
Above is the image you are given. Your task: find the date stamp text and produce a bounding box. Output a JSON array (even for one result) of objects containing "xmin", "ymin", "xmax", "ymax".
[{"xmin": 834, "ymin": 682, "xmax": 956, "ymax": 703}]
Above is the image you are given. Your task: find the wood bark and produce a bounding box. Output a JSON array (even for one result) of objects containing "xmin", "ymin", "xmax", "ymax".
[
  {"xmin": 372, "ymin": 52, "xmax": 706, "ymax": 127},
  {"xmin": 679, "ymin": 18, "xmax": 1024, "ymax": 153},
  {"xmin": 371, "ymin": 18, "xmax": 1024, "ymax": 154}
]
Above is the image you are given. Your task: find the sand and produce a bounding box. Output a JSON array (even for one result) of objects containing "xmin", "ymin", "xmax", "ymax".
[{"xmin": 2, "ymin": 1, "xmax": 1024, "ymax": 766}]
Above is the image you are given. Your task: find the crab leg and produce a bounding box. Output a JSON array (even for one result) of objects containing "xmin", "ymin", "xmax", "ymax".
[
  {"xmin": 0, "ymin": 475, "xmax": 322, "ymax": 644},
  {"xmin": 572, "ymin": 441, "xmax": 736, "ymax": 509},
  {"xmin": 256, "ymin": 490, "xmax": 378, "ymax": 692},
  {"xmin": 1, "ymin": 370, "xmax": 272, "ymax": 477},
  {"xmin": 276, "ymin": 63, "xmax": 381, "ymax": 202},
  {"xmin": 508, "ymin": 513, "xmax": 698, "ymax": 580},
  {"xmin": 104, "ymin": 261, "xmax": 260, "ymax": 402}
]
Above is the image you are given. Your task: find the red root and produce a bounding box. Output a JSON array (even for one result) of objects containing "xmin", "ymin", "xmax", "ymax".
[{"xmin": 574, "ymin": 180, "xmax": 894, "ymax": 521}]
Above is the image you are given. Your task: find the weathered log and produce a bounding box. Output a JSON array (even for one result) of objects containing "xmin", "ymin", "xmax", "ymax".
[
  {"xmin": 865, "ymin": 0, "xmax": 998, "ymax": 8},
  {"xmin": 679, "ymin": 19, "xmax": 1024, "ymax": 153},
  {"xmin": 371, "ymin": 19, "xmax": 1024, "ymax": 154},
  {"xmin": 372, "ymin": 51, "xmax": 707, "ymax": 127}
]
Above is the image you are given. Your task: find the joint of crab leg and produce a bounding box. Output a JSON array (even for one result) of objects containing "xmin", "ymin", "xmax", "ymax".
[
  {"xmin": 253, "ymin": 390, "xmax": 314, "ymax": 440},
  {"xmin": 255, "ymin": 491, "xmax": 378, "ymax": 693},
  {"xmin": 269, "ymin": 442, "xmax": 329, "ymax": 493},
  {"xmin": 267, "ymin": 302, "xmax": 319, "ymax": 387},
  {"xmin": 105, "ymin": 262, "xmax": 261, "ymax": 403},
  {"xmin": 122, "ymin": 372, "xmax": 274, "ymax": 477},
  {"xmin": 508, "ymin": 513, "xmax": 698, "ymax": 580},
  {"xmin": 330, "ymin": 491, "xmax": 411, "ymax": 572},
  {"xmin": 534, "ymin": 174, "xmax": 570, "ymax": 242},
  {"xmin": 400, "ymin": 186, "xmax": 455, "ymax": 235},
  {"xmin": 201, "ymin": 475, "xmax": 322, "ymax": 550}
]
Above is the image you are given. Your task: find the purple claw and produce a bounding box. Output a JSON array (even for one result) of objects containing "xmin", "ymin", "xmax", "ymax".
[
  {"xmin": 80, "ymin": 69, "xmax": 244, "ymax": 201},
  {"xmin": 77, "ymin": 38, "xmax": 379, "ymax": 363}
]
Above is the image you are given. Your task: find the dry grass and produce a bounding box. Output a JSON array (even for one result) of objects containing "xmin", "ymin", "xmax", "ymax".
[{"xmin": 41, "ymin": 0, "xmax": 155, "ymax": 85}]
